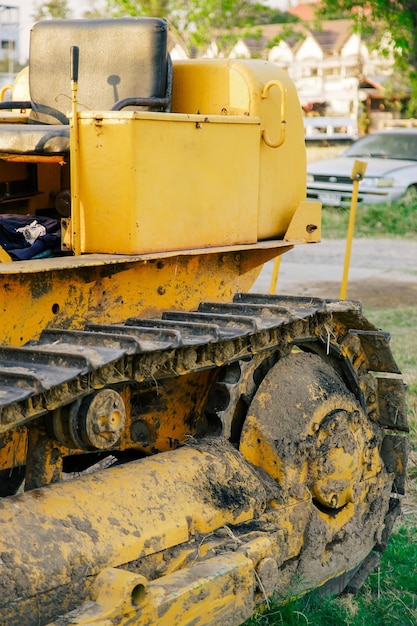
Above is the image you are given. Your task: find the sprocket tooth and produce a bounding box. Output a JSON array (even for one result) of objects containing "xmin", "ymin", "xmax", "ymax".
[
  {"xmin": 380, "ymin": 434, "xmax": 409, "ymax": 495},
  {"xmin": 376, "ymin": 377, "xmax": 408, "ymax": 431}
]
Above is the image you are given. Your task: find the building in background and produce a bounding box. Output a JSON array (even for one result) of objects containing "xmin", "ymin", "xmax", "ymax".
[
  {"xmin": 1, "ymin": 1, "xmax": 409, "ymax": 130},
  {"xmin": 0, "ymin": 4, "xmax": 20, "ymax": 88},
  {"xmin": 204, "ymin": 17, "xmax": 407, "ymax": 132}
]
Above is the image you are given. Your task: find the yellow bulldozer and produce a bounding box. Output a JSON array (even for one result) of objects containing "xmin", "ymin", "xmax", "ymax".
[{"xmin": 0, "ymin": 17, "xmax": 408, "ymax": 626}]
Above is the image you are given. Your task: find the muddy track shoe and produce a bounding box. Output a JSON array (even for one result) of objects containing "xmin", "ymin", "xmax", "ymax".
[{"xmin": 0, "ymin": 294, "xmax": 407, "ymax": 626}]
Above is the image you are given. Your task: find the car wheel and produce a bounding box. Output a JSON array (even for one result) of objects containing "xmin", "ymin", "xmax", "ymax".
[{"xmin": 402, "ymin": 184, "xmax": 417, "ymax": 205}]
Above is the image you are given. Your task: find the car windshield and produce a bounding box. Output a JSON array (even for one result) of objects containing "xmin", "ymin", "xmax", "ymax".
[{"xmin": 344, "ymin": 133, "xmax": 417, "ymax": 161}]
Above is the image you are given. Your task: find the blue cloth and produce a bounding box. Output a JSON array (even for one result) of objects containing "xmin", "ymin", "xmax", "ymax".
[{"xmin": 0, "ymin": 214, "xmax": 61, "ymax": 260}]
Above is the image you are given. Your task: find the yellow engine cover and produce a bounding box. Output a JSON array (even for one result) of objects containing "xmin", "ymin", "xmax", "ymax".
[
  {"xmin": 72, "ymin": 60, "xmax": 306, "ymax": 255},
  {"xmin": 172, "ymin": 59, "xmax": 307, "ymax": 241}
]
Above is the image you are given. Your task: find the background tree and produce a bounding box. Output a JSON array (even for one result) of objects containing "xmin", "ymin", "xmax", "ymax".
[
  {"xmin": 103, "ymin": 0, "xmax": 298, "ymax": 56},
  {"xmin": 318, "ymin": 0, "xmax": 417, "ymax": 116},
  {"xmin": 105, "ymin": 0, "xmax": 171, "ymax": 16},
  {"xmin": 33, "ymin": 0, "xmax": 71, "ymax": 20}
]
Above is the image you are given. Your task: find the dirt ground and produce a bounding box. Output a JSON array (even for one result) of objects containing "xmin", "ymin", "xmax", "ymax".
[
  {"xmin": 288, "ymin": 277, "xmax": 417, "ymax": 309},
  {"xmin": 254, "ymin": 238, "xmax": 417, "ymax": 310}
]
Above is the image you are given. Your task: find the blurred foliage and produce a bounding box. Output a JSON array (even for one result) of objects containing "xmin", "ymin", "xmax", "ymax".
[
  {"xmin": 321, "ymin": 197, "xmax": 417, "ymax": 239},
  {"xmin": 32, "ymin": 0, "xmax": 71, "ymax": 20},
  {"xmin": 80, "ymin": 0, "xmax": 299, "ymax": 56},
  {"xmin": 317, "ymin": 0, "xmax": 417, "ymax": 117}
]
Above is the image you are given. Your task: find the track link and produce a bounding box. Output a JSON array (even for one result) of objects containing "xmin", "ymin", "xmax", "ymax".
[{"xmin": 0, "ymin": 294, "xmax": 407, "ymax": 434}]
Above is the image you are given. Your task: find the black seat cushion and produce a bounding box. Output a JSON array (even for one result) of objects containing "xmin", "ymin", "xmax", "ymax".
[
  {"xmin": 0, "ymin": 124, "xmax": 69, "ymax": 155},
  {"xmin": 0, "ymin": 17, "xmax": 169, "ymax": 156},
  {"xmin": 29, "ymin": 17, "xmax": 169, "ymax": 124}
]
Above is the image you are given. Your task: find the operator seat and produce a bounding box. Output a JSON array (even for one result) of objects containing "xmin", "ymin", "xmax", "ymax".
[{"xmin": 0, "ymin": 17, "xmax": 172, "ymax": 158}]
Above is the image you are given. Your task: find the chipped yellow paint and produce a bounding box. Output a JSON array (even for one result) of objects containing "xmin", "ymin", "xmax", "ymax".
[
  {"xmin": 60, "ymin": 556, "xmax": 254, "ymax": 626},
  {"xmin": 0, "ymin": 425, "xmax": 27, "ymax": 469},
  {"xmin": 0, "ymin": 442, "xmax": 263, "ymax": 623},
  {"xmin": 0, "ymin": 439, "xmax": 310, "ymax": 625},
  {"xmin": 0, "ymin": 235, "xmax": 310, "ymax": 347},
  {"xmin": 0, "ymin": 250, "xmax": 261, "ymax": 346}
]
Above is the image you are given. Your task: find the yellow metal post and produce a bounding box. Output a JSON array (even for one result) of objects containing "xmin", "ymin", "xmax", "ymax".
[
  {"xmin": 69, "ymin": 45, "xmax": 81, "ymax": 256},
  {"xmin": 269, "ymin": 256, "xmax": 281, "ymax": 294},
  {"xmin": 340, "ymin": 160, "xmax": 367, "ymax": 299}
]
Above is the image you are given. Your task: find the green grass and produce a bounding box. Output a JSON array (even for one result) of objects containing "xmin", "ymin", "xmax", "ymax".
[
  {"xmin": 245, "ymin": 522, "xmax": 417, "ymax": 624},
  {"xmin": 245, "ymin": 523, "xmax": 417, "ymax": 625},
  {"xmin": 365, "ymin": 307, "xmax": 417, "ymax": 399},
  {"xmin": 244, "ymin": 201, "xmax": 417, "ymax": 625},
  {"xmin": 322, "ymin": 197, "xmax": 417, "ymax": 239}
]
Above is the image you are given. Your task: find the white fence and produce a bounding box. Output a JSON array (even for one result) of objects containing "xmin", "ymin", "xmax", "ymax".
[{"xmin": 304, "ymin": 116, "xmax": 358, "ymax": 141}]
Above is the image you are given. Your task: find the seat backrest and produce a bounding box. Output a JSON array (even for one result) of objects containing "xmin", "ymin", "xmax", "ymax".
[{"xmin": 29, "ymin": 17, "xmax": 170, "ymax": 124}]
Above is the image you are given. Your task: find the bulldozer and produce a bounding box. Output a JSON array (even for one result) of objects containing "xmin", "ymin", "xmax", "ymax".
[{"xmin": 0, "ymin": 17, "xmax": 408, "ymax": 626}]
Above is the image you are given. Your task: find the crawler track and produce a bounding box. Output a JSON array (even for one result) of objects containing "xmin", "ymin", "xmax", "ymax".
[
  {"xmin": 0, "ymin": 294, "xmax": 408, "ymax": 625},
  {"xmin": 0, "ymin": 294, "xmax": 406, "ymax": 431}
]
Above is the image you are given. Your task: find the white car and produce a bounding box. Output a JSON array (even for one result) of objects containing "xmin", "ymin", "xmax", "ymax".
[{"xmin": 306, "ymin": 128, "xmax": 417, "ymax": 207}]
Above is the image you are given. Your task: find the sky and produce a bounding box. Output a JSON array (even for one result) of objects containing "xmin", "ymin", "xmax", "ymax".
[
  {"xmin": 11, "ymin": 0, "xmax": 88, "ymax": 62},
  {"xmin": 11, "ymin": 0, "xmax": 291, "ymax": 64}
]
